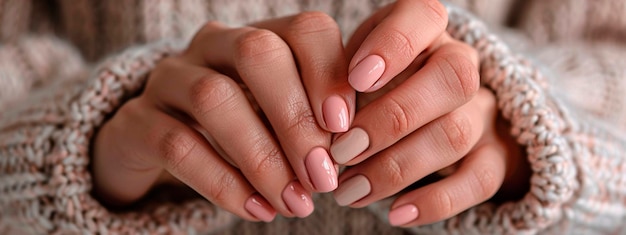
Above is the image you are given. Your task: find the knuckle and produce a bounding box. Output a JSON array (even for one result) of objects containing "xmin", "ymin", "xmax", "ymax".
[
  {"xmin": 189, "ymin": 21, "xmax": 223, "ymax": 51},
  {"xmin": 382, "ymin": 96, "xmax": 415, "ymax": 139},
  {"xmin": 109, "ymin": 99, "xmax": 144, "ymax": 136},
  {"xmin": 431, "ymin": 188, "xmax": 454, "ymax": 219},
  {"xmin": 383, "ymin": 26, "xmax": 416, "ymax": 61},
  {"xmin": 199, "ymin": 20, "xmax": 223, "ymax": 33},
  {"xmin": 284, "ymin": 101, "xmax": 319, "ymax": 138},
  {"xmin": 235, "ymin": 29, "xmax": 289, "ymax": 68},
  {"xmin": 117, "ymin": 98, "xmax": 143, "ymax": 119},
  {"xmin": 193, "ymin": 21, "xmax": 221, "ymax": 40},
  {"xmin": 152, "ymin": 57, "xmax": 178, "ymax": 75},
  {"xmin": 148, "ymin": 57, "xmax": 181, "ymax": 88},
  {"xmin": 254, "ymin": 148, "xmax": 283, "ymax": 179},
  {"xmin": 438, "ymin": 112, "xmax": 473, "ymax": 155},
  {"xmin": 242, "ymin": 137, "xmax": 285, "ymax": 180},
  {"xmin": 158, "ymin": 127, "xmax": 197, "ymax": 171},
  {"xmin": 380, "ymin": 156, "xmax": 408, "ymax": 188},
  {"xmin": 208, "ymin": 171, "xmax": 238, "ymax": 204},
  {"xmin": 471, "ymin": 166, "xmax": 500, "ymax": 200},
  {"xmin": 438, "ymin": 53, "xmax": 480, "ymax": 101},
  {"xmin": 189, "ymin": 75, "xmax": 240, "ymax": 117},
  {"xmin": 288, "ymin": 11, "xmax": 339, "ymax": 37}
]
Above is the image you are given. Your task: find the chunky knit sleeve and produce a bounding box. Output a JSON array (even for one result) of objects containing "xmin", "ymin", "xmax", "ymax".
[
  {"xmin": 525, "ymin": 41, "xmax": 626, "ymax": 234},
  {"xmin": 0, "ymin": 39, "xmax": 242, "ymax": 234}
]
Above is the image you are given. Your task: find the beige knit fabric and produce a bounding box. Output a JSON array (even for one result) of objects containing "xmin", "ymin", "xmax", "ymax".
[{"xmin": 0, "ymin": 0, "xmax": 625, "ymax": 234}]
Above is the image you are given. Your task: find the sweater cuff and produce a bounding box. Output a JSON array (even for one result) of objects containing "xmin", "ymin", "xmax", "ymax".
[
  {"xmin": 367, "ymin": 5, "xmax": 578, "ymax": 234},
  {"xmin": 0, "ymin": 39, "xmax": 236, "ymax": 234}
]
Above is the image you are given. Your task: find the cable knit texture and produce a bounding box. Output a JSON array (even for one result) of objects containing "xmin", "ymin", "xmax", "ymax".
[{"xmin": 0, "ymin": 0, "xmax": 625, "ymax": 234}]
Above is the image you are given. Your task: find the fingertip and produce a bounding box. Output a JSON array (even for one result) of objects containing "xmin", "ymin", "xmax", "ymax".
[
  {"xmin": 322, "ymin": 95, "xmax": 350, "ymax": 133},
  {"xmin": 388, "ymin": 204, "xmax": 419, "ymax": 226},
  {"xmin": 305, "ymin": 147, "xmax": 338, "ymax": 193},
  {"xmin": 348, "ymin": 55, "xmax": 386, "ymax": 92},
  {"xmin": 329, "ymin": 128, "xmax": 369, "ymax": 165},
  {"xmin": 281, "ymin": 181, "xmax": 315, "ymax": 218},
  {"xmin": 333, "ymin": 174, "xmax": 371, "ymax": 206},
  {"xmin": 244, "ymin": 194, "xmax": 277, "ymax": 222}
]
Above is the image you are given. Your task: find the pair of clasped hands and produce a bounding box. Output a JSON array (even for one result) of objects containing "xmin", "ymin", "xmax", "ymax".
[{"xmin": 94, "ymin": 0, "xmax": 526, "ymax": 227}]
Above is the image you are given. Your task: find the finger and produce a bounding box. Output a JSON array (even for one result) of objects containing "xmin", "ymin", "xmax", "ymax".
[
  {"xmin": 252, "ymin": 11, "xmax": 355, "ymax": 134},
  {"xmin": 100, "ymin": 98, "xmax": 277, "ymax": 222},
  {"xmin": 186, "ymin": 22, "xmax": 339, "ymax": 194},
  {"xmin": 147, "ymin": 59, "xmax": 313, "ymax": 217},
  {"xmin": 330, "ymin": 41, "xmax": 479, "ymax": 166},
  {"xmin": 150, "ymin": 108, "xmax": 277, "ymax": 222},
  {"xmin": 332, "ymin": 92, "xmax": 486, "ymax": 207},
  {"xmin": 346, "ymin": 0, "xmax": 449, "ymax": 92},
  {"xmin": 387, "ymin": 144, "xmax": 506, "ymax": 227}
]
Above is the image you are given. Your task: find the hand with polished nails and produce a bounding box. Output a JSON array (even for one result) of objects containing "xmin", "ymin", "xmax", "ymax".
[
  {"xmin": 330, "ymin": 0, "xmax": 529, "ymax": 227},
  {"xmin": 92, "ymin": 12, "xmax": 356, "ymax": 223}
]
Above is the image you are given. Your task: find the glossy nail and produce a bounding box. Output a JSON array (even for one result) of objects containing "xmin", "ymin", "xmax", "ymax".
[
  {"xmin": 333, "ymin": 174, "xmax": 371, "ymax": 206},
  {"xmin": 348, "ymin": 54, "xmax": 385, "ymax": 92},
  {"xmin": 322, "ymin": 95, "xmax": 349, "ymax": 133},
  {"xmin": 305, "ymin": 147, "xmax": 338, "ymax": 192},
  {"xmin": 244, "ymin": 194, "xmax": 276, "ymax": 222},
  {"xmin": 330, "ymin": 127, "xmax": 369, "ymax": 164},
  {"xmin": 282, "ymin": 181, "xmax": 314, "ymax": 217},
  {"xmin": 388, "ymin": 204, "xmax": 418, "ymax": 226}
]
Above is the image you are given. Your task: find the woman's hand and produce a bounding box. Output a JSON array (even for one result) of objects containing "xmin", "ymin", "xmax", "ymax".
[
  {"xmin": 330, "ymin": 0, "xmax": 529, "ymax": 226},
  {"xmin": 92, "ymin": 12, "xmax": 356, "ymax": 222}
]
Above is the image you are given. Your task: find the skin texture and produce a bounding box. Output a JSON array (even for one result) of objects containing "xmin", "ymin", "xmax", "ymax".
[
  {"xmin": 334, "ymin": 0, "xmax": 529, "ymax": 227},
  {"xmin": 93, "ymin": 0, "xmax": 528, "ymax": 227},
  {"xmin": 93, "ymin": 13, "xmax": 355, "ymax": 221}
]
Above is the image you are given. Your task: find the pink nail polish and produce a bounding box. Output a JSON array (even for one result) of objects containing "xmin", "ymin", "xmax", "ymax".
[
  {"xmin": 244, "ymin": 194, "xmax": 276, "ymax": 222},
  {"xmin": 282, "ymin": 181, "xmax": 314, "ymax": 218},
  {"xmin": 349, "ymin": 55, "xmax": 385, "ymax": 92},
  {"xmin": 388, "ymin": 204, "xmax": 418, "ymax": 226},
  {"xmin": 330, "ymin": 128, "xmax": 369, "ymax": 164},
  {"xmin": 333, "ymin": 174, "xmax": 371, "ymax": 206},
  {"xmin": 305, "ymin": 147, "xmax": 338, "ymax": 192},
  {"xmin": 322, "ymin": 95, "xmax": 349, "ymax": 133}
]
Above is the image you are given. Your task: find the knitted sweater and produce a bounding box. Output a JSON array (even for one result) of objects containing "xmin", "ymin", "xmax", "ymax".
[{"xmin": 1, "ymin": 0, "xmax": 625, "ymax": 234}]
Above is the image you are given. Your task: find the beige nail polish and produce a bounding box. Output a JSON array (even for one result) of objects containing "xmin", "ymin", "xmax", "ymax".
[
  {"xmin": 333, "ymin": 175, "xmax": 371, "ymax": 206},
  {"xmin": 330, "ymin": 128, "xmax": 369, "ymax": 164}
]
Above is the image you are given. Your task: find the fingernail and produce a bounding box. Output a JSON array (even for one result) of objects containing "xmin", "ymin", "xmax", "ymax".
[
  {"xmin": 388, "ymin": 204, "xmax": 419, "ymax": 226},
  {"xmin": 282, "ymin": 181, "xmax": 314, "ymax": 217},
  {"xmin": 349, "ymin": 55, "xmax": 385, "ymax": 92},
  {"xmin": 244, "ymin": 194, "xmax": 276, "ymax": 222},
  {"xmin": 333, "ymin": 174, "xmax": 371, "ymax": 206},
  {"xmin": 330, "ymin": 127, "xmax": 369, "ymax": 164},
  {"xmin": 322, "ymin": 95, "xmax": 349, "ymax": 133},
  {"xmin": 305, "ymin": 147, "xmax": 338, "ymax": 192}
]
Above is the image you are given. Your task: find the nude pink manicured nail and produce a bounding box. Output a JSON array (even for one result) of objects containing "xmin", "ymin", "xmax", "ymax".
[
  {"xmin": 282, "ymin": 181, "xmax": 314, "ymax": 218},
  {"xmin": 388, "ymin": 204, "xmax": 418, "ymax": 226},
  {"xmin": 322, "ymin": 95, "xmax": 349, "ymax": 133},
  {"xmin": 305, "ymin": 147, "xmax": 338, "ymax": 192},
  {"xmin": 348, "ymin": 55, "xmax": 385, "ymax": 92},
  {"xmin": 330, "ymin": 127, "xmax": 369, "ymax": 164},
  {"xmin": 244, "ymin": 194, "xmax": 276, "ymax": 222},
  {"xmin": 333, "ymin": 174, "xmax": 371, "ymax": 206}
]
